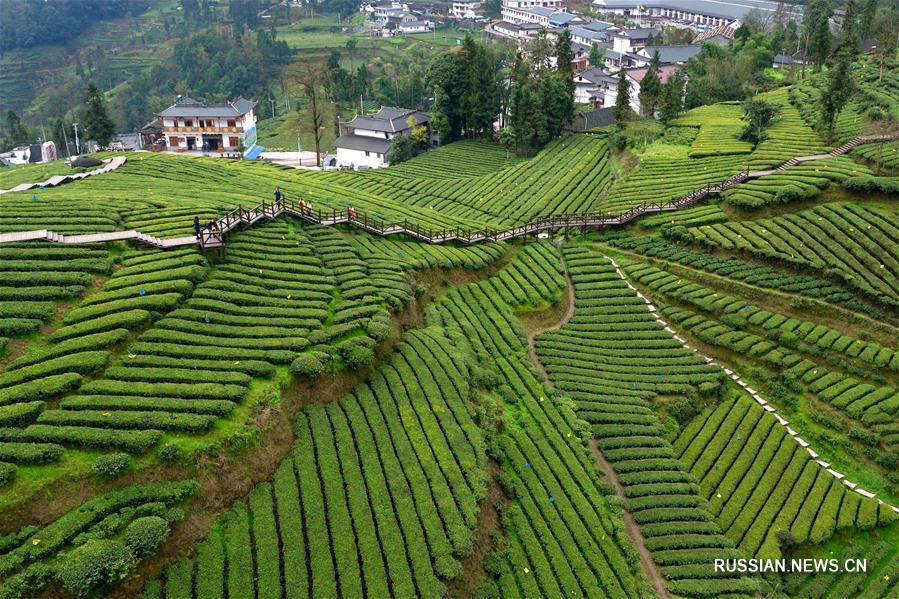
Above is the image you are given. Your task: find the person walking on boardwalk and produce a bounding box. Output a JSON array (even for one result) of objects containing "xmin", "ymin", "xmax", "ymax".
[
  {"xmin": 274, "ymin": 187, "xmax": 282, "ymax": 202},
  {"xmin": 305, "ymin": 200, "xmax": 313, "ymax": 217},
  {"xmin": 206, "ymin": 221, "xmax": 213, "ymax": 234},
  {"xmin": 194, "ymin": 216, "xmax": 201, "ymax": 239},
  {"xmin": 348, "ymin": 206, "xmax": 357, "ymax": 219},
  {"xmin": 299, "ymin": 199, "xmax": 307, "ymax": 215}
]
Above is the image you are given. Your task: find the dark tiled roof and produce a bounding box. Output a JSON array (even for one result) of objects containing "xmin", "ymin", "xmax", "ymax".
[
  {"xmin": 565, "ymin": 107, "xmax": 615, "ymax": 131},
  {"xmin": 345, "ymin": 107, "xmax": 429, "ymax": 133},
  {"xmin": 642, "ymin": 44, "xmax": 702, "ymax": 63},
  {"xmin": 158, "ymin": 96, "xmax": 257, "ymax": 118},
  {"xmin": 334, "ymin": 134, "xmax": 393, "ymax": 153}
]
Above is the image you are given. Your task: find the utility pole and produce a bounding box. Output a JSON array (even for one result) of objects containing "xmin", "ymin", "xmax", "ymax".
[
  {"xmin": 271, "ymin": 98, "xmax": 276, "ymax": 118},
  {"xmin": 72, "ymin": 122, "xmax": 81, "ymax": 155}
]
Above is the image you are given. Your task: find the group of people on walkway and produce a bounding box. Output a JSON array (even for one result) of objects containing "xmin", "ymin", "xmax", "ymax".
[
  {"xmin": 193, "ymin": 216, "xmax": 219, "ymax": 239},
  {"xmin": 275, "ymin": 187, "xmax": 314, "ymax": 217},
  {"xmin": 193, "ymin": 187, "xmax": 355, "ymax": 241}
]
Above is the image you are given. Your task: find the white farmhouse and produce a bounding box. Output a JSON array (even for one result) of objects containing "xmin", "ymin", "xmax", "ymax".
[
  {"xmin": 157, "ymin": 96, "xmax": 258, "ymax": 154},
  {"xmin": 451, "ymin": 0, "xmax": 483, "ymax": 19},
  {"xmin": 334, "ymin": 107, "xmax": 430, "ymax": 169}
]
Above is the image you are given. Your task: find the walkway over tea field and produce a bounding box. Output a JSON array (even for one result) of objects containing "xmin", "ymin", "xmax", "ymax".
[
  {"xmin": 0, "ymin": 156, "xmax": 127, "ymax": 195},
  {"xmin": 0, "ymin": 133, "xmax": 895, "ymax": 249}
]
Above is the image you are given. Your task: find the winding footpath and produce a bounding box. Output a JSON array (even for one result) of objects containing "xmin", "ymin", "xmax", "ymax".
[
  {"xmin": 0, "ymin": 133, "xmax": 895, "ymax": 249},
  {"xmin": 523, "ymin": 250, "xmax": 673, "ymax": 599}
]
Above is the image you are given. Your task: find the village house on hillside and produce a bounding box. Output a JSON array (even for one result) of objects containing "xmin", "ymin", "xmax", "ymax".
[
  {"xmin": 332, "ymin": 107, "xmax": 431, "ymax": 169},
  {"xmin": 157, "ymin": 96, "xmax": 258, "ymax": 155}
]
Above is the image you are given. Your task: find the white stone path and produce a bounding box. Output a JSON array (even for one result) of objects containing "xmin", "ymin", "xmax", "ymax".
[
  {"xmin": 605, "ymin": 255, "xmax": 899, "ymax": 515},
  {"xmin": 0, "ymin": 156, "xmax": 127, "ymax": 195}
]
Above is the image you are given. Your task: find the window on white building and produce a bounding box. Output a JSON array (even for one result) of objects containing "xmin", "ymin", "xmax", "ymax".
[{"xmin": 365, "ymin": 151, "xmax": 371, "ymax": 156}]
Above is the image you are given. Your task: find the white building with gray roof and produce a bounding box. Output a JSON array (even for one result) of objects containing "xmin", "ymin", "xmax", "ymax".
[
  {"xmin": 334, "ymin": 107, "xmax": 430, "ymax": 169},
  {"xmin": 591, "ymin": 0, "xmax": 801, "ymax": 27},
  {"xmin": 157, "ymin": 95, "xmax": 258, "ymax": 154}
]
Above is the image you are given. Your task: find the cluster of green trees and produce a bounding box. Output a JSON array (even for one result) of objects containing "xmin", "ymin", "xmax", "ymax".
[
  {"xmin": 0, "ymin": 0, "xmax": 148, "ymax": 51},
  {"xmin": 504, "ymin": 30, "xmax": 576, "ymax": 153},
  {"xmin": 615, "ymin": 51, "xmax": 685, "ymax": 128},
  {"xmin": 427, "ymin": 36, "xmax": 502, "ymax": 142},
  {"xmin": 1, "ymin": 0, "xmax": 294, "ymax": 151}
]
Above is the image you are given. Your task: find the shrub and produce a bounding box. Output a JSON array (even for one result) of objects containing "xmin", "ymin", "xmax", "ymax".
[
  {"xmin": 56, "ymin": 539, "xmax": 136, "ymax": 597},
  {"xmin": 157, "ymin": 443, "xmax": 181, "ymax": 463},
  {"xmin": 289, "ymin": 353, "xmax": 325, "ymax": 378},
  {"xmin": 164, "ymin": 507, "xmax": 185, "ymax": 523},
  {"xmin": 848, "ymin": 427, "xmax": 880, "ymax": 447},
  {"xmin": 0, "ymin": 461, "xmax": 15, "ymax": 486},
  {"xmin": 124, "ymin": 516, "xmax": 170, "ymax": 558},
  {"xmin": 0, "ymin": 442, "xmax": 63, "ymax": 464},
  {"xmin": 92, "ymin": 453, "xmax": 131, "ymax": 478},
  {"xmin": 365, "ymin": 318, "xmax": 390, "ymax": 342},
  {"xmin": 339, "ymin": 337, "xmax": 376, "ymax": 370},
  {"xmin": 670, "ymin": 397, "xmax": 700, "ymax": 425}
]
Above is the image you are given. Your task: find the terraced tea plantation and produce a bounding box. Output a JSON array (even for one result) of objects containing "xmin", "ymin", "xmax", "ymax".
[{"xmin": 1, "ymin": 60, "xmax": 898, "ymax": 599}]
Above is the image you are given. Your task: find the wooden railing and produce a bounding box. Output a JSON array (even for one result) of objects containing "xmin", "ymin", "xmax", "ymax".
[{"xmin": 3, "ymin": 132, "xmax": 897, "ymax": 250}]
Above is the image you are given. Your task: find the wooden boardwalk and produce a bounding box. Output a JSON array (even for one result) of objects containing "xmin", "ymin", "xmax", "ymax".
[
  {"xmin": 0, "ymin": 156, "xmax": 127, "ymax": 195},
  {"xmin": 0, "ymin": 133, "xmax": 895, "ymax": 249}
]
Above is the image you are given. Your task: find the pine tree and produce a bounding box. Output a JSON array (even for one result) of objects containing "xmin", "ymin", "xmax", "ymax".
[
  {"xmin": 638, "ymin": 50, "xmax": 663, "ymax": 117},
  {"xmin": 659, "ymin": 70, "xmax": 685, "ymax": 126},
  {"xmin": 588, "ymin": 44, "xmax": 605, "ymax": 68},
  {"xmin": 3, "ymin": 110, "xmax": 30, "ymax": 149},
  {"xmin": 858, "ymin": 0, "xmax": 876, "ymax": 40},
  {"xmin": 554, "ymin": 29, "xmax": 575, "ymax": 131},
  {"xmin": 614, "ymin": 69, "xmax": 632, "ymax": 127},
  {"xmin": 820, "ymin": 49, "xmax": 854, "ymax": 137},
  {"xmin": 81, "ymin": 82, "xmax": 116, "ymax": 147},
  {"xmin": 838, "ymin": 0, "xmax": 859, "ymax": 57},
  {"xmin": 803, "ymin": 0, "xmax": 833, "ymax": 71}
]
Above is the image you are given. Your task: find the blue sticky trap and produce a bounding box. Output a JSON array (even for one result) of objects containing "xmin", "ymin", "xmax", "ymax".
[
  {"xmin": 39, "ymin": 185, "xmax": 44, "ymax": 190},
  {"xmin": 524, "ymin": 463, "xmax": 531, "ymax": 469},
  {"xmin": 31, "ymin": 194, "xmax": 38, "ymax": 201},
  {"xmin": 399, "ymin": 251, "xmax": 405, "ymax": 258},
  {"xmin": 204, "ymin": 316, "xmax": 211, "ymax": 323},
  {"xmin": 658, "ymin": 374, "xmax": 664, "ymax": 379},
  {"xmin": 138, "ymin": 289, "xmax": 146, "ymax": 296},
  {"xmin": 742, "ymin": 305, "xmax": 749, "ymax": 311},
  {"xmin": 549, "ymin": 496, "xmax": 555, "ymax": 503},
  {"xmin": 325, "ymin": 198, "xmax": 331, "ymax": 204}
]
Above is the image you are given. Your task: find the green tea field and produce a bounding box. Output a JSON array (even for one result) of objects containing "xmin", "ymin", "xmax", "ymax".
[{"xmin": 0, "ymin": 56, "xmax": 897, "ymax": 599}]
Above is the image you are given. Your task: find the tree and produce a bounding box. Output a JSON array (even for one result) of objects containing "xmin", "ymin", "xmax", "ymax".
[
  {"xmin": 638, "ymin": 50, "xmax": 663, "ymax": 117},
  {"xmin": 803, "ymin": 0, "xmax": 833, "ymax": 71},
  {"xmin": 588, "ymin": 44, "xmax": 605, "ymax": 67},
  {"xmin": 426, "ymin": 51, "xmax": 466, "ymax": 142},
  {"xmin": 838, "ymin": 0, "xmax": 859, "ymax": 57},
  {"xmin": 2, "ymin": 110, "xmax": 30, "ymax": 149},
  {"xmin": 461, "ymin": 36, "xmax": 499, "ymax": 137},
  {"xmin": 51, "ymin": 118, "xmax": 70, "ymax": 157},
  {"xmin": 386, "ymin": 119, "xmax": 429, "ymax": 164},
  {"xmin": 740, "ymin": 99, "xmax": 778, "ymax": 144},
  {"xmin": 287, "ymin": 61, "xmax": 331, "ymax": 167},
  {"xmin": 659, "ymin": 70, "xmax": 685, "ymax": 125},
  {"xmin": 554, "ymin": 29, "xmax": 576, "ymax": 130},
  {"xmin": 872, "ymin": 4, "xmax": 898, "ymax": 81},
  {"xmin": 820, "ymin": 49, "xmax": 854, "ymax": 137},
  {"xmin": 858, "ymin": 0, "xmax": 877, "ymax": 41},
  {"xmin": 81, "ymin": 82, "xmax": 116, "ymax": 147},
  {"xmin": 530, "ymin": 30, "xmax": 553, "ymax": 73},
  {"xmin": 614, "ymin": 68, "xmax": 632, "ymax": 127}
]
